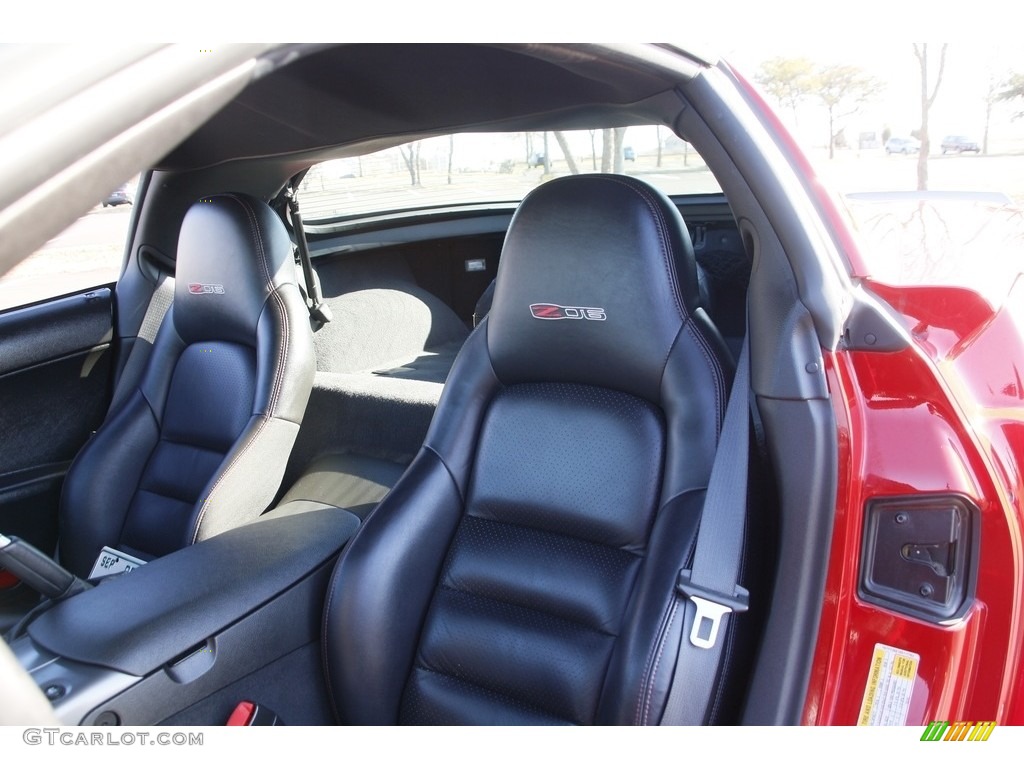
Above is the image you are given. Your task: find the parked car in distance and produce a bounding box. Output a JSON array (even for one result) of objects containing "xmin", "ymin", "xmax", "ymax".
[
  {"xmin": 941, "ymin": 135, "xmax": 981, "ymax": 154},
  {"xmin": 527, "ymin": 152, "xmax": 546, "ymax": 168},
  {"xmin": 884, "ymin": 136, "xmax": 920, "ymax": 155},
  {"xmin": 102, "ymin": 183, "xmax": 131, "ymax": 207},
  {"xmin": 623, "ymin": 145, "xmax": 636, "ymax": 161}
]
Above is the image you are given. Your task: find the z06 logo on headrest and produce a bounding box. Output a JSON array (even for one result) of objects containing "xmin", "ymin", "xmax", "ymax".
[
  {"xmin": 188, "ymin": 283, "xmax": 225, "ymax": 295},
  {"xmin": 530, "ymin": 303, "xmax": 606, "ymax": 321}
]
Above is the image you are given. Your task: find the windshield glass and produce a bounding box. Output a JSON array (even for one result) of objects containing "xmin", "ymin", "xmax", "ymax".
[{"xmin": 299, "ymin": 127, "xmax": 721, "ymax": 223}]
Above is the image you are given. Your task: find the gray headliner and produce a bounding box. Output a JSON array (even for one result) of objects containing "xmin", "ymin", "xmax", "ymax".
[
  {"xmin": 0, "ymin": 43, "xmax": 710, "ymax": 280},
  {"xmin": 159, "ymin": 44, "xmax": 707, "ymax": 171}
]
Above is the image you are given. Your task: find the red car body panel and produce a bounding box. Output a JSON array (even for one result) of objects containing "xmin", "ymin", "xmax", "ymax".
[
  {"xmin": 730, "ymin": 62, "xmax": 1024, "ymax": 726},
  {"xmin": 807, "ymin": 338, "xmax": 1024, "ymax": 724}
]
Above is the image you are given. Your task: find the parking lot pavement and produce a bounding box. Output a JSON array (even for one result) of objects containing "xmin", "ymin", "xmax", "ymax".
[{"xmin": 0, "ymin": 207, "xmax": 128, "ymax": 310}]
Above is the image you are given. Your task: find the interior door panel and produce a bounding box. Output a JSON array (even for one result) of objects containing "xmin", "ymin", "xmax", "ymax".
[{"xmin": 0, "ymin": 288, "xmax": 114, "ymax": 554}]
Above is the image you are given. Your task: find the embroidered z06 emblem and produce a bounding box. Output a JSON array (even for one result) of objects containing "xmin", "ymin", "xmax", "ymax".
[
  {"xmin": 188, "ymin": 283, "xmax": 225, "ymax": 295},
  {"xmin": 529, "ymin": 303, "xmax": 606, "ymax": 321}
]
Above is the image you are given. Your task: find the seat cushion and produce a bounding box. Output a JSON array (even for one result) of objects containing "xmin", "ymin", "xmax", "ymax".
[
  {"xmin": 401, "ymin": 382, "xmax": 666, "ymax": 724},
  {"xmin": 277, "ymin": 452, "xmax": 407, "ymax": 520}
]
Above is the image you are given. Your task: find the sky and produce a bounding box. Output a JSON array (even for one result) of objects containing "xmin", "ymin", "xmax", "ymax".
[
  {"xmin": 723, "ymin": 41, "xmax": 1024, "ymax": 142},
  {"xmin": 8, "ymin": 0, "xmax": 1024, "ymax": 44}
]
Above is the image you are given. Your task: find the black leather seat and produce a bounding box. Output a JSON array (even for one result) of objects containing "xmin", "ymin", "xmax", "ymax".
[
  {"xmin": 323, "ymin": 175, "xmax": 748, "ymax": 724},
  {"xmin": 58, "ymin": 194, "xmax": 315, "ymax": 578}
]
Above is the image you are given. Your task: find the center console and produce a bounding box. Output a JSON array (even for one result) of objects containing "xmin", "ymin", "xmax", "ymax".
[{"xmin": 8, "ymin": 505, "xmax": 359, "ymax": 725}]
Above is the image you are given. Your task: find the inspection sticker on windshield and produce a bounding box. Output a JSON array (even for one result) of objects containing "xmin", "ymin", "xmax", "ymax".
[
  {"xmin": 88, "ymin": 546, "xmax": 147, "ymax": 580},
  {"xmin": 857, "ymin": 643, "xmax": 920, "ymax": 725}
]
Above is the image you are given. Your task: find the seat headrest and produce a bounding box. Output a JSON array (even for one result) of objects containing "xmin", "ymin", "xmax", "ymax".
[
  {"xmin": 487, "ymin": 174, "xmax": 703, "ymax": 402},
  {"xmin": 174, "ymin": 194, "xmax": 296, "ymax": 346}
]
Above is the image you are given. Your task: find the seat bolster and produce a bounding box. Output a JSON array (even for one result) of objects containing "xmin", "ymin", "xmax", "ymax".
[
  {"xmin": 59, "ymin": 390, "xmax": 160, "ymax": 577},
  {"xmin": 187, "ymin": 415, "xmax": 301, "ymax": 545},
  {"xmin": 253, "ymin": 285, "xmax": 315, "ymax": 424},
  {"xmin": 660, "ymin": 309, "xmax": 733, "ymax": 500},
  {"xmin": 135, "ymin": 313, "xmax": 187, "ymax": 422},
  {"xmin": 595, "ymin": 489, "xmax": 704, "ymax": 725},
  {"xmin": 323, "ymin": 448, "xmax": 466, "ymax": 724},
  {"xmin": 60, "ymin": 319, "xmax": 186, "ymax": 576},
  {"xmin": 421, "ymin": 324, "xmax": 501, "ymax": 500}
]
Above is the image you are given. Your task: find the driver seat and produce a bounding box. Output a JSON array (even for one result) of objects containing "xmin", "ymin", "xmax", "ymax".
[
  {"xmin": 58, "ymin": 194, "xmax": 315, "ymax": 577},
  {"xmin": 323, "ymin": 174, "xmax": 754, "ymax": 724}
]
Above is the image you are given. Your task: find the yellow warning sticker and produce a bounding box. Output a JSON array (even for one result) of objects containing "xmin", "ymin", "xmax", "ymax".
[{"xmin": 858, "ymin": 644, "xmax": 920, "ymax": 726}]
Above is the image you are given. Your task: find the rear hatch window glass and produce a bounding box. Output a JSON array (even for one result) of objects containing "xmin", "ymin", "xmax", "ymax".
[{"xmin": 299, "ymin": 127, "xmax": 722, "ymax": 223}]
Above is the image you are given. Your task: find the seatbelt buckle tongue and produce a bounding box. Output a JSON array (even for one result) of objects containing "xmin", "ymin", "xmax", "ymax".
[{"xmin": 677, "ymin": 570, "xmax": 749, "ymax": 650}]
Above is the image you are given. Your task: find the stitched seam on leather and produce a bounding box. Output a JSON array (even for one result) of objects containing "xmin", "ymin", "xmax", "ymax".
[
  {"xmin": 135, "ymin": 323, "xmax": 183, "ymax": 427},
  {"xmin": 656, "ymin": 324, "xmax": 686, "ymax": 416},
  {"xmin": 135, "ymin": 482, "xmax": 207, "ymax": 506},
  {"xmin": 189, "ymin": 414, "xmax": 269, "ymax": 544},
  {"xmin": 705, "ymin": 610, "xmax": 738, "ymax": 724},
  {"xmin": 139, "ymin": 388, "xmax": 159, "ymax": 423},
  {"xmin": 641, "ymin": 596, "xmax": 680, "ymax": 725},
  {"xmin": 113, "ymin": 403, "xmax": 165, "ymax": 552},
  {"xmin": 635, "ymin": 592, "xmax": 672, "ymax": 724},
  {"xmin": 266, "ymin": 289, "xmax": 288, "ymax": 416},
  {"xmin": 423, "ymin": 444, "xmax": 466, "ymax": 506},
  {"xmin": 410, "ymin": 664, "xmax": 579, "ymax": 725},
  {"xmin": 598, "ymin": 176, "xmax": 699, "ymax": 392},
  {"xmin": 659, "ymin": 486, "xmax": 710, "ymax": 513},
  {"xmin": 464, "ymin": 508, "xmax": 646, "ymax": 560},
  {"xmin": 226, "ymin": 194, "xmax": 288, "ymax": 417},
  {"xmin": 322, "ymin": 557, "xmax": 344, "ymax": 723},
  {"xmin": 188, "ymin": 197, "xmax": 285, "ymax": 543},
  {"xmin": 600, "ymin": 175, "xmax": 687, "ymax": 323},
  {"xmin": 684, "ymin": 319, "xmax": 725, "ymax": 437},
  {"xmin": 153, "ymin": 433, "xmax": 232, "ymax": 456},
  {"xmin": 437, "ymin": 582, "xmax": 618, "ymax": 639},
  {"xmin": 637, "ymin": 518, "xmax": 697, "ymax": 724}
]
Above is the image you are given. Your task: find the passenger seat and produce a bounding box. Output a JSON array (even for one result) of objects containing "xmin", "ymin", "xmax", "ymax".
[{"xmin": 322, "ymin": 174, "xmax": 755, "ymax": 724}]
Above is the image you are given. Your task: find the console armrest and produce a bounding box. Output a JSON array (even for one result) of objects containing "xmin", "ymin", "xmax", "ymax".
[{"xmin": 28, "ymin": 507, "xmax": 358, "ymax": 676}]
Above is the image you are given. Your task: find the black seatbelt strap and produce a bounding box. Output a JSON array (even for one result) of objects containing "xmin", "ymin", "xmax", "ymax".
[
  {"xmin": 660, "ymin": 333, "xmax": 751, "ymax": 725},
  {"xmin": 284, "ymin": 185, "xmax": 332, "ymax": 330},
  {"xmin": 109, "ymin": 272, "xmax": 173, "ymax": 411}
]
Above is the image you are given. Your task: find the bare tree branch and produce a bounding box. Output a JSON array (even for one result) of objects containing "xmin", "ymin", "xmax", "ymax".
[
  {"xmin": 447, "ymin": 135, "xmax": 454, "ymax": 185},
  {"xmin": 755, "ymin": 57, "xmax": 815, "ymax": 125},
  {"xmin": 613, "ymin": 128, "xmax": 626, "ymax": 173},
  {"xmin": 553, "ymin": 131, "xmax": 580, "ymax": 174},
  {"xmin": 812, "ymin": 64, "xmax": 883, "ymax": 159},
  {"xmin": 997, "ymin": 71, "xmax": 1024, "ymax": 119},
  {"xmin": 399, "ymin": 142, "xmax": 420, "ymax": 186},
  {"xmin": 927, "ymin": 43, "xmax": 948, "ymax": 108},
  {"xmin": 600, "ymin": 128, "xmax": 612, "ymax": 173},
  {"xmin": 913, "ymin": 44, "xmax": 950, "ymax": 191}
]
